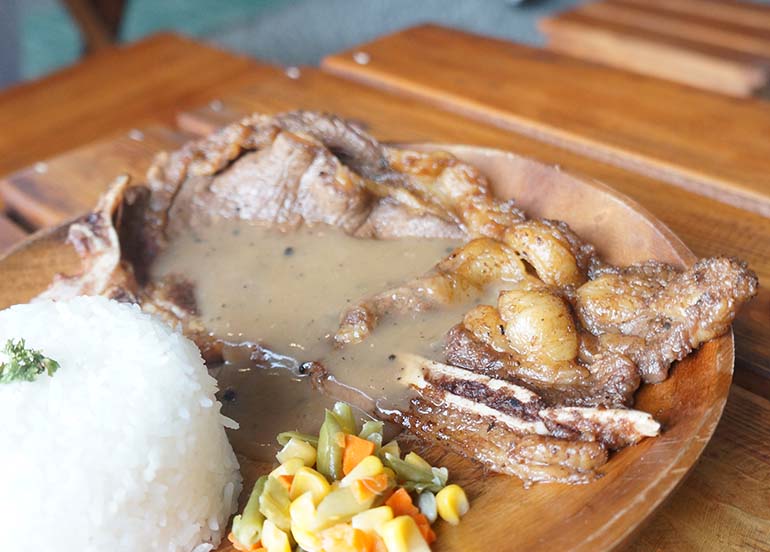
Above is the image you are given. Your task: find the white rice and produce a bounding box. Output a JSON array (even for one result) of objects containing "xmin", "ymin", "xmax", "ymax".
[{"xmin": 0, "ymin": 297, "xmax": 241, "ymax": 552}]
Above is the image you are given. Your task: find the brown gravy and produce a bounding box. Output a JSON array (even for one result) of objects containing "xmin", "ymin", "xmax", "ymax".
[
  {"xmin": 209, "ymin": 345, "xmax": 339, "ymax": 460},
  {"xmin": 152, "ymin": 221, "xmax": 480, "ymax": 457}
]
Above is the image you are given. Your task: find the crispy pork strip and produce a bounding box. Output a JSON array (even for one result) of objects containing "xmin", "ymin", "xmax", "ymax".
[
  {"xmin": 382, "ymin": 148, "xmax": 525, "ymax": 239},
  {"xmin": 444, "ymin": 324, "xmax": 640, "ymax": 407},
  {"xmin": 409, "ymin": 367, "xmax": 549, "ymax": 437},
  {"xmin": 577, "ymin": 257, "xmax": 758, "ymax": 383},
  {"xmin": 503, "ymin": 218, "xmax": 597, "ymax": 289},
  {"xmin": 335, "ymin": 237, "xmax": 526, "ymax": 345}
]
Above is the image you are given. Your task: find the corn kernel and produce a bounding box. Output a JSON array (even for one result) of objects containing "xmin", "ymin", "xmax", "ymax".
[
  {"xmin": 261, "ymin": 519, "xmax": 291, "ymax": 552},
  {"xmin": 290, "ymin": 467, "xmax": 331, "ymax": 503},
  {"xmin": 316, "ymin": 486, "xmax": 374, "ymax": 528},
  {"xmin": 404, "ymin": 452, "xmax": 432, "ymax": 471},
  {"xmin": 269, "ymin": 457, "xmax": 304, "ymax": 479},
  {"xmin": 417, "ymin": 491, "xmax": 437, "ymax": 524},
  {"xmin": 276, "ymin": 437, "xmax": 317, "ymax": 467},
  {"xmin": 351, "ymin": 505, "xmax": 394, "ymax": 535},
  {"xmin": 320, "ymin": 524, "xmax": 376, "ymax": 552},
  {"xmin": 340, "ymin": 455, "xmax": 383, "ymax": 487},
  {"xmin": 436, "ymin": 484, "xmax": 469, "ymax": 526},
  {"xmin": 289, "ymin": 492, "xmax": 320, "ymax": 531},
  {"xmin": 291, "ymin": 523, "xmax": 321, "ymax": 552},
  {"xmin": 380, "ymin": 515, "xmax": 431, "ymax": 552},
  {"xmin": 380, "ymin": 440, "xmax": 400, "ymax": 459}
]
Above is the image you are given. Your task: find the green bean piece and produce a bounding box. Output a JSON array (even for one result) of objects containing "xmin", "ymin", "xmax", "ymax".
[
  {"xmin": 259, "ymin": 476, "xmax": 292, "ymax": 531},
  {"xmin": 316, "ymin": 486, "xmax": 375, "ymax": 528},
  {"xmin": 359, "ymin": 420, "xmax": 384, "ymax": 440},
  {"xmin": 230, "ymin": 476, "xmax": 267, "ymax": 548},
  {"xmin": 276, "ymin": 431, "xmax": 319, "ymax": 447},
  {"xmin": 332, "ymin": 402, "xmax": 357, "ymax": 434},
  {"xmin": 383, "ymin": 452, "xmax": 447, "ymax": 493},
  {"xmin": 378, "ymin": 440, "xmax": 400, "ymax": 462},
  {"xmin": 316, "ymin": 409, "xmax": 344, "ymax": 481},
  {"xmin": 359, "ymin": 420, "xmax": 384, "ymax": 450}
]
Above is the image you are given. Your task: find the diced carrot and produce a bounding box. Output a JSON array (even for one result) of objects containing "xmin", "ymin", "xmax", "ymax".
[
  {"xmin": 352, "ymin": 479, "xmax": 373, "ymax": 502},
  {"xmin": 412, "ymin": 512, "xmax": 437, "ymax": 544},
  {"xmin": 384, "ymin": 488, "xmax": 419, "ymax": 517},
  {"xmin": 366, "ymin": 473, "xmax": 390, "ymax": 494},
  {"xmin": 371, "ymin": 533, "xmax": 389, "ymax": 552},
  {"xmin": 352, "ymin": 528, "xmax": 376, "ymax": 552},
  {"xmin": 351, "ymin": 473, "xmax": 390, "ymax": 502},
  {"xmin": 228, "ymin": 532, "xmax": 263, "ymax": 551},
  {"xmin": 277, "ymin": 474, "xmax": 294, "ymax": 491},
  {"xmin": 343, "ymin": 434, "xmax": 376, "ymax": 475},
  {"xmin": 321, "ymin": 524, "xmax": 376, "ymax": 552},
  {"xmin": 351, "ymin": 479, "xmax": 372, "ymax": 503}
]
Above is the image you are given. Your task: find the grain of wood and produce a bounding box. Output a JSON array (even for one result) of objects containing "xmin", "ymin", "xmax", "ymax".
[
  {"xmin": 627, "ymin": 386, "xmax": 770, "ymax": 551},
  {"xmin": 0, "ymin": 216, "xmax": 26, "ymax": 253},
  {"xmin": 0, "ymin": 33, "xmax": 271, "ymax": 178},
  {"xmin": 540, "ymin": 11, "xmax": 768, "ymax": 97},
  {"xmin": 618, "ymin": 0, "xmax": 770, "ymax": 32},
  {"xmin": 322, "ymin": 24, "xmax": 770, "ymax": 217},
  {"xmin": 587, "ymin": 1, "xmax": 770, "ymax": 57},
  {"xmin": 0, "ymin": 126, "xmax": 193, "ymax": 228},
  {"xmin": 173, "ymin": 68, "xmax": 770, "ymax": 397}
]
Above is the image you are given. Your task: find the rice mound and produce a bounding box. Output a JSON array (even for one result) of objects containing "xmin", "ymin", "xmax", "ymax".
[{"xmin": 0, "ymin": 297, "xmax": 241, "ymax": 552}]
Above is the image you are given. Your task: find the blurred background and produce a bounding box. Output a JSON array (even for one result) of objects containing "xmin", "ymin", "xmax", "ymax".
[{"xmin": 0, "ymin": 0, "xmax": 586, "ymax": 87}]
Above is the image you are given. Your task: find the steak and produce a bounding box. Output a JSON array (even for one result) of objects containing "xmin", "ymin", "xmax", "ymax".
[{"xmin": 38, "ymin": 110, "xmax": 757, "ymax": 485}]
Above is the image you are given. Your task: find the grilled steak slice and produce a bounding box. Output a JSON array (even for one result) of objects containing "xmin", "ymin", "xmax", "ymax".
[
  {"xmin": 407, "ymin": 357, "xmax": 658, "ymax": 450},
  {"xmin": 402, "ymin": 384, "xmax": 609, "ymax": 485},
  {"xmin": 539, "ymin": 407, "xmax": 659, "ymax": 450},
  {"xmin": 142, "ymin": 111, "xmax": 521, "ymax": 262}
]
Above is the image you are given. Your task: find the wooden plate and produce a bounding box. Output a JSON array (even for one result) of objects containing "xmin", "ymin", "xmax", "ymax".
[{"xmin": 0, "ymin": 145, "xmax": 732, "ymax": 551}]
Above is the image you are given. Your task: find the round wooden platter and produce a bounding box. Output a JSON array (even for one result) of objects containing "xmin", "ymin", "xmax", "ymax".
[{"xmin": 0, "ymin": 145, "xmax": 733, "ymax": 552}]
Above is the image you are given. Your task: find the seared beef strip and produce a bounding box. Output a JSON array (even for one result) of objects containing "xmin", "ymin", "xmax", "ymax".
[{"xmin": 402, "ymin": 384, "xmax": 609, "ymax": 485}]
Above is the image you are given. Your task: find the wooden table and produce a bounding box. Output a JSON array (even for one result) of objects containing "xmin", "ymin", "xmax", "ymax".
[
  {"xmin": 0, "ymin": 29, "xmax": 768, "ymax": 550},
  {"xmin": 540, "ymin": 0, "xmax": 770, "ymax": 98}
]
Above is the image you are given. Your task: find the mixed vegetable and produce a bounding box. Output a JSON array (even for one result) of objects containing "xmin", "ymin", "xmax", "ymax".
[{"xmin": 229, "ymin": 402, "xmax": 469, "ymax": 552}]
